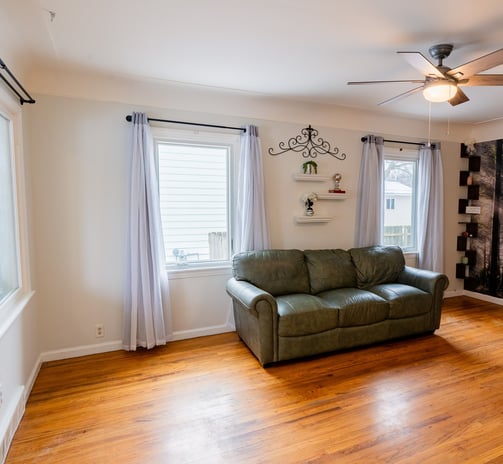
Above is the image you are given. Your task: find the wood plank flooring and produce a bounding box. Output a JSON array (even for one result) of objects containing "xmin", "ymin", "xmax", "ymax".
[{"xmin": 6, "ymin": 296, "xmax": 503, "ymax": 463}]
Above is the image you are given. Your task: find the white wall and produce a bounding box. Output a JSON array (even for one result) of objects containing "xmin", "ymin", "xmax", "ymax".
[
  {"xmin": 442, "ymin": 140, "xmax": 469, "ymax": 295},
  {"xmin": 0, "ymin": 297, "xmax": 39, "ymax": 451},
  {"xmin": 29, "ymin": 67, "xmax": 474, "ymax": 143},
  {"xmin": 262, "ymin": 121, "xmax": 360, "ymax": 250},
  {"xmin": 471, "ymin": 119, "xmax": 503, "ymax": 143},
  {"xmin": 25, "ymin": 97, "xmax": 129, "ymax": 354}
]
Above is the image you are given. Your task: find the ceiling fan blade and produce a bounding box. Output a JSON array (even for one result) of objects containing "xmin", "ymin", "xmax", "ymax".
[
  {"xmin": 447, "ymin": 48, "xmax": 503, "ymax": 80},
  {"xmin": 347, "ymin": 80, "xmax": 425, "ymax": 85},
  {"xmin": 378, "ymin": 85, "xmax": 424, "ymax": 106},
  {"xmin": 459, "ymin": 74, "xmax": 503, "ymax": 86},
  {"xmin": 397, "ymin": 51, "xmax": 445, "ymax": 78},
  {"xmin": 449, "ymin": 88, "xmax": 469, "ymax": 106}
]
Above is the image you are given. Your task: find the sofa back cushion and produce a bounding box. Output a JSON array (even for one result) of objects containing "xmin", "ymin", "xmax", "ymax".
[
  {"xmin": 304, "ymin": 249, "xmax": 357, "ymax": 294},
  {"xmin": 349, "ymin": 246, "xmax": 405, "ymax": 289},
  {"xmin": 232, "ymin": 249, "xmax": 310, "ymax": 296}
]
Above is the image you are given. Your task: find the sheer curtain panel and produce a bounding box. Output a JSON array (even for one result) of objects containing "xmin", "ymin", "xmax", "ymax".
[
  {"xmin": 355, "ymin": 135, "xmax": 384, "ymax": 247},
  {"xmin": 235, "ymin": 125, "xmax": 270, "ymax": 252},
  {"xmin": 123, "ymin": 112, "xmax": 171, "ymax": 351},
  {"xmin": 417, "ymin": 144, "xmax": 444, "ymax": 272}
]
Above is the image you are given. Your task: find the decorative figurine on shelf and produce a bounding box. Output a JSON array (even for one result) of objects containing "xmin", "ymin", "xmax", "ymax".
[
  {"xmin": 303, "ymin": 193, "xmax": 318, "ymax": 216},
  {"xmin": 466, "ymin": 142, "xmax": 476, "ymax": 156},
  {"xmin": 329, "ymin": 173, "xmax": 346, "ymax": 193},
  {"xmin": 302, "ymin": 160, "xmax": 318, "ymax": 174}
]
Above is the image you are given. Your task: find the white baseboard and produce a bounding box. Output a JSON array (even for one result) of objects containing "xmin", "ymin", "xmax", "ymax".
[
  {"xmin": 0, "ymin": 386, "xmax": 24, "ymax": 464},
  {"xmin": 40, "ymin": 340, "xmax": 123, "ymax": 363},
  {"xmin": 38, "ymin": 322, "xmax": 237, "ymax": 363},
  {"xmin": 170, "ymin": 323, "xmax": 235, "ymax": 341},
  {"xmin": 444, "ymin": 289, "xmax": 503, "ymax": 306},
  {"xmin": 463, "ymin": 290, "xmax": 503, "ymax": 306},
  {"xmin": 25, "ymin": 355, "xmax": 42, "ymax": 403}
]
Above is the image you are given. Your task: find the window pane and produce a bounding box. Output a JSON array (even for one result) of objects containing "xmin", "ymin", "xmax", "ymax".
[
  {"xmin": 158, "ymin": 142, "xmax": 230, "ymax": 265},
  {"xmin": 0, "ymin": 114, "xmax": 19, "ymax": 303},
  {"xmin": 383, "ymin": 159, "xmax": 416, "ymax": 249}
]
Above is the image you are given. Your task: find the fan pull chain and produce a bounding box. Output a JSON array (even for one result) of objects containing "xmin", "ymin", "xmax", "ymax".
[{"xmin": 427, "ymin": 101, "xmax": 432, "ymax": 147}]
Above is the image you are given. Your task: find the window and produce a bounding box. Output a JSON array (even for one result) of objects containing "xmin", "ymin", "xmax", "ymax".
[
  {"xmin": 153, "ymin": 128, "xmax": 239, "ymax": 268},
  {"xmin": 0, "ymin": 91, "xmax": 31, "ymax": 331},
  {"xmin": 383, "ymin": 149, "xmax": 418, "ymax": 251},
  {"xmin": 0, "ymin": 113, "xmax": 19, "ymax": 303}
]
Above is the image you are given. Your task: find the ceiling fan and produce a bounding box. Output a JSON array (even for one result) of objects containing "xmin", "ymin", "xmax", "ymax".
[{"xmin": 347, "ymin": 44, "xmax": 503, "ymax": 106}]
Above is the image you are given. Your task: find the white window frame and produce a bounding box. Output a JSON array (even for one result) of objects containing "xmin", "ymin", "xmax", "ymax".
[
  {"xmin": 0, "ymin": 87, "xmax": 33, "ymax": 339},
  {"xmin": 151, "ymin": 126, "xmax": 239, "ymax": 271},
  {"xmin": 383, "ymin": 147, "xmax": 419, "ymax": 253}
]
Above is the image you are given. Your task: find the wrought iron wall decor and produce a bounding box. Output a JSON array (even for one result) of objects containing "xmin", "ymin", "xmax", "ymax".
[
  {"xmin": 0, "ymin": 58, "xmax": 36, "ymax": 105},
  {"xmin": 268, "ymin": 124, "xmax": 346, "ymax": 160}
]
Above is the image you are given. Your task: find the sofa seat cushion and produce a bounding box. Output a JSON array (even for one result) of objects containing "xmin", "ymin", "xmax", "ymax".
[
  {"xmin": 368, "ymin": 283, "xmax": 433, "ymax": 319},
  {"xmin": 277, "ymin": 294, "xmax": 339, "ymax": 337},
  {"xmin": 317, "ymin": 288, "xmax": 389, "ymax": 327}
]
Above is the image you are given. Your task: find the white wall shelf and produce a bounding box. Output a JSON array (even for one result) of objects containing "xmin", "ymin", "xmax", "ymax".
[
  {"xmin": 295, "ymin": 216, "xmax": 332, "ymax": 224},
  {"xmin": 292, "ymin": 173, "xmax": 332, "ymax": 182},
  {"xmin": 315, "ymin": 193, "xmax": 349, "ymax": 200}
]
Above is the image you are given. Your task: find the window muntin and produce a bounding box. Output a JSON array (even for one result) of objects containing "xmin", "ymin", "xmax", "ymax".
[
  {"xmin": 383, "ymin": 150, "xmax": 418, "ymax": 251},
  {"xmin": 154, "ymin": 128, "xmax": 238, "ymax": 269},
  {"xmin": 0, "ymin": 113, "xmax": 19, "ymax": 304}
]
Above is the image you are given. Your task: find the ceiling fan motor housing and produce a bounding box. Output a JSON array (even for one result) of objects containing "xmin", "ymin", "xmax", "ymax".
[{"xmin": 429, "ymin": 44, "xmax": 453, "ymax": 65}]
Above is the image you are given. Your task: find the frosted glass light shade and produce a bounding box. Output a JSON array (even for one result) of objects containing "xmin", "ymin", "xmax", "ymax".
[{"xmin": 423, "ymin": 80, "xmax": 458, "ymax": 102}]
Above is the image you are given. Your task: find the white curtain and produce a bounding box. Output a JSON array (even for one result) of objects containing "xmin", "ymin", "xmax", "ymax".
[
  {"xmin": 355, "ymin": 135, "xmax": 384, "ymax": 247},
  {"xmin": 417, "ymin": 144, "xmax": 444, "ymax": 272},
  {"xmin": 123, "ymin": 112, "xmax": 172, "ymax": 351},
  {"xmin": 235, "ymin": 125, "xmax": 270, "ymax": 252}
]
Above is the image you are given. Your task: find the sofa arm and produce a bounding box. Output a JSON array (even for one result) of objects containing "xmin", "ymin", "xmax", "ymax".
[
  {"xmin": 397, "ymin": 266, "xmax": 449, "ymax": 294},
  {"xmin": 226, "ymin": 278, "xmax": 277, "ymax": 314},
  {"xmin": 398, "ymin": 266, "xmax": 449, "ymax": 330},
  {"xmin": 226, "ymin": 278, "xmax": 278, "ymax": 365}
]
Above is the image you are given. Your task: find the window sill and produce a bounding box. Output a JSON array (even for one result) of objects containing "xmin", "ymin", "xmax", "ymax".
[
  {"xmin": 0, "ymin": 290, "xmax": 35, "ymax": 339},
  {"xmin": 166, "ymin": 264, "xmax": 232, "ymax": 280}
]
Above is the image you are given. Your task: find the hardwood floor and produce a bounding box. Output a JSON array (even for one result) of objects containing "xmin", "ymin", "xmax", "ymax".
[{"xmin": 6, "ymin": 296, "xmax": 503, "ymax": 463}]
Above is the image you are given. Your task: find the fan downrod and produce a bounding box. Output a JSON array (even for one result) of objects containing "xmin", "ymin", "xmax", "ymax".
[{"xmin": 428, "ymin": 44, "xmax": 453, "ymax": 66}]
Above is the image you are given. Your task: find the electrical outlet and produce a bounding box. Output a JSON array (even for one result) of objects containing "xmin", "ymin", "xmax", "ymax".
[{"xmin": 95, "ymin": 324, "xmax": 104, "ymax": 338}]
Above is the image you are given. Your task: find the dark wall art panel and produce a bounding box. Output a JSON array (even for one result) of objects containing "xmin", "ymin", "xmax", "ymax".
[{"xmin": 469, "ymin": 139, "xmax": 503, "ymax": 297}]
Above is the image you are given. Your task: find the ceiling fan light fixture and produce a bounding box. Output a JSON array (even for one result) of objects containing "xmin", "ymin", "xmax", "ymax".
[{"xmin": 423, "ymin": 80, "xmax": 458, "ymax": 102}]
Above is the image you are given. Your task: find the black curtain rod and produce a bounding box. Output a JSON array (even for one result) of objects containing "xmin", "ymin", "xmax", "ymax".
[
  {"xmin": 360, "ymin": 136, "xmax": 435, "ymax": 147},
  {"xmin": 0, "ymin": 58, "xmax": 36, "ymax": 105},
  {"xmin": 125, "ymin": 115, "xmax": 246, "ymax": 133}
]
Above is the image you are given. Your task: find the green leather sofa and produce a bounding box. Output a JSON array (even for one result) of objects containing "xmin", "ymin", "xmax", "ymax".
[{"xmin": 226, "ymin": 246, "xmax": 449, "ymax": 366}]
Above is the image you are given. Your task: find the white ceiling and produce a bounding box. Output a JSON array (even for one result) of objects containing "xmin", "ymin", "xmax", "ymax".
[{"xmin": 3, "ymin": 0, "xmax": 503, "ymax": 124}]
